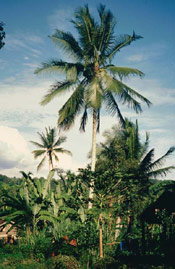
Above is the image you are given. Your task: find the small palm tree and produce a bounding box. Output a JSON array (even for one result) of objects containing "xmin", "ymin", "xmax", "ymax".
[{"xmin": 30, "ymin": 127, "xmax": 72, "ymax": 172}]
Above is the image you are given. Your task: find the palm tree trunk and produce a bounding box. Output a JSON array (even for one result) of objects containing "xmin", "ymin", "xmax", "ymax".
[
  {"xmin": 88, "ymin": 109, "xmax": 97, "ymax": 209},
  {"xmin": 49, "ymin": 159, "xmax": 51, "ymax": 171},
  {"xmin": 26, "ymin": 225, "xmax": 31, "ymax": 238},
  {"xmin": 91, "ymin": 109, "xmax": 97, "ymax": 172},
  {"xmin": 48, "ymin": 155, "xmax": 53, "ymax": 192},
  {"xmin": 48, "ymin": 153, "xmax": 54, "ymax": 170}
]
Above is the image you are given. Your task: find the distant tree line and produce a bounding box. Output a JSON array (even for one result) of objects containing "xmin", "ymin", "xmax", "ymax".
[{"xmin": 0, "ymin": 22, "xmax": 5, "ymax": 49}]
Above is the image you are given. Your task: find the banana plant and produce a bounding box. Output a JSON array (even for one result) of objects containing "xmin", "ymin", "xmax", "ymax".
[{"xmin": 0, "ymin": 170, "xmax": 59, "ymax": 236}]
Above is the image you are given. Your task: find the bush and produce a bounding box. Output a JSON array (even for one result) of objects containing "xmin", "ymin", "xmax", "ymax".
[
  {"xmin": 0, "ymin": 244, "xmax": 23, "ymax": 262},
  {"xmin": 18, "ymin": 232, "xmax": 53, "ymax": 261},
  {"xmin": 47, "ymin": 255, "xmax": 81, "ymax": 269}
]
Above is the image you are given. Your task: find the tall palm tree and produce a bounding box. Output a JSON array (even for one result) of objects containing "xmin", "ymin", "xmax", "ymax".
[
  {"xmin": 35, "ymin": 5, "xmax": 151, "ymax": 207},
  {"xmin": 30, "ymin": 127, "xmax": 72, "ymax": 172}
]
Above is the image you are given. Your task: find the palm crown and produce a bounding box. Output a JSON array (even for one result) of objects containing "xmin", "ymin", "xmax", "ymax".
[
  {"xmin": 35, "ymin": 5, "xmax": 151, "ymax": 130},
  {"xmin": 30, "ymin": 127, "xmax": 72, "ymax": 171}
]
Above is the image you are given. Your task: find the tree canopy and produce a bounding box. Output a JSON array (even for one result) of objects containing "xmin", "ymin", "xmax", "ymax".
[{"xmin": 0, "ymin": 22, "xmax": 5, "ymax": 49}]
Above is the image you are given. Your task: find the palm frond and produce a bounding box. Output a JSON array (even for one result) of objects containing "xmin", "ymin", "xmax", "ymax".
[
  {"xmin": 105, "ymin": 66, "xmax": 144, "ymax": 80},
  {"xmin": 100, "ymin": 72, "xmax": 143, "ymax": 113},
  {"xmin": 41, "ymin": 80, "xmax": 76, "ymax": 106},
  {"xmin": 37, "ymin": 132, "xmax": 48, "ymax": 147},
  {"xmin": 54, "ymin": 148, "xmax": 72, "ymax": 156},
  {"xmin": 53, "ymin": 136, "xmax": 67, "ymax": 147},
  {"xmin": 58, "ymin": 83, "xmax": 85, "ymax": 130},
  {"xmin": 79, "ymin": 106, "xmax": 88, "ymax": 132},
  {"xmin": 148, "ymin": 166, "xmax": 175, "ymax": 179},
  {"xmin": 139, "ymin": 132, "xmax": 150, "ymax": 158},
  {"xmin": 32, "ymin": 149, "xmax": 46, "ymax": 159},
  {"xmin": 34, "ymin": 59, "xmax": 67, "ymax": 74},
  {"xmin": 35, "ymin": 59, "xmax": 84, "ymax": 76},
  {"xmin": 53, "ymin": 152, "xmax": 59, "ymax": 163},
  {"xmin": 50, "ymin": 30, "xmax": 83, "ymax": 60},
  {"xmin": 103, "ymin": 91, "xmax": 125, "ymax": 126},
  {"xmin": 37, "ymin": 156, "xmax": 47, "ymax": 172},
  {"xmin": 30, "ymin": 141, "xmax": 45, "ymax": 149},
  {"xmin": 149, "ymin": 146, "xmax": 175, "ymax": 171},
  {"xmin": 72, "ymin": 5, "xmax": 97, "ymax": 56},
  {"xmin": 140, "ymin": 149, "xmax": 155, "ymax": 172},
  {"xmin": 114, "ymin": 79, "xmax": 151, "ymax": 108},
  {"xmin": 47, "ymin": 127, "xmax": 56, "ymax": 144},
  {"xmin": 66, "ymin": 65, "xmax": 78, "ymax": 82},
  {"xmin": 107, "ymin": 31, "xmax": 143, "ymax": 62},
  {"xmin": 101, "ymin": 71, "xmax": 151, "ymax": 111},
  {"xmin": 96, "ymin": 5, "xmax": 116, "ymax": 58}
]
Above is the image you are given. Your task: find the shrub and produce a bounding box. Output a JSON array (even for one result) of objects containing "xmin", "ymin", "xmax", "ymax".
[
  {"xmin": 18, "ymin": 232, "xmax": 53, "ymax": 260},
  {"xmin": 47, "ymin": 255, "xmax": 81, "ymax": 269}
]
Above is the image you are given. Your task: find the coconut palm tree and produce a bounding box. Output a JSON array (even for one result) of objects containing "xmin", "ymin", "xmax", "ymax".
[
  {"xmin": 35, "ymin": 5, "xmax": 151, "ymax": 207},
  {"xmin": 30, "ymin": 127, "xmax": 72, "ymax": 172}
]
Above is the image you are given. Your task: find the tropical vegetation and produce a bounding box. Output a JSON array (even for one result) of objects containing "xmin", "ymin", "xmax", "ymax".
[
  {"xmin": 0, "ymin": 4, "xmax": 175, "ymax": 269},
  {"xmin": 0, "ymin": 120, "xmax": 175, "ymax": 267}
]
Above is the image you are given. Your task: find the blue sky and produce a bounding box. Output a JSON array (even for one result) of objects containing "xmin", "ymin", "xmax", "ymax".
[{"xmin": 0, "ymin": 0, "xmax": 175, "ymax": 178}]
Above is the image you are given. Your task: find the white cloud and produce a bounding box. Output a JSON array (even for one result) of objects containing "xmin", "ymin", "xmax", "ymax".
[
  {"xmin": 4, "ymin": 34, "xmax": 44, "ymax": 58},
  {"xmin": 125, "ymin": 77, "xmax": 175, "ymax": 106},
  {"xmin": 0, "ymin": 125, "xmax": 84, "ymax": 178},
  {"xmin": 0, "ymin": 126, "xmax": 32, "ymax": 169},
  {"xmin": 127, "ymin": 54, "xmax": 147, "ymax": 62},
  {"xmin": 126, "ymin": 43, "xmax": 167, "ymax": 63},
  {"xmin": 25, "ymin": 35, "xmax": 43, "ymax": 44}
]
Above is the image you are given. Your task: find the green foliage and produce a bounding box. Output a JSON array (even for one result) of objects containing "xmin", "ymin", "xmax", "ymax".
[
  {"xmin": 0, "ymin": 22, "xmax": 5, "ymax": 49},
  {"xmin": 0, "ymin": 232, "xmax": 53, "ymax": 268},
  {"xmin": 19, "ymin": 231, "xmax": 53, "ymax": 261},
  {"xmin": 0, "ymin": 117, "xmax": 174, "ymax": 266},
  {"xmin": 0, "ymin": 171, "xmax": 58, "ymax": 235},
  {"xmin": 93, "ymin": 256, "xmax": 118, "ymax": 269},
  {"xmin": 0, "ymin": 244, "xmax": 46, "ymax": 268},
  {"xmin": 47, "ymin": 255, "xmax": 81, "ymax": 269}
]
